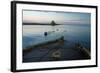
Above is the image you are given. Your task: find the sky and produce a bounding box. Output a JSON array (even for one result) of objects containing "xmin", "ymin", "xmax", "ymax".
[{"xmin": 23, "ymin": 10, "xmax": 91, "ymax": 25}]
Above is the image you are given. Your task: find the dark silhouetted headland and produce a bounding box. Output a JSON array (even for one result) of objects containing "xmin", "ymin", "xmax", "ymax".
[{"xmin": 23, "ymin": 20, "xmax": 60, "ymax": 26}]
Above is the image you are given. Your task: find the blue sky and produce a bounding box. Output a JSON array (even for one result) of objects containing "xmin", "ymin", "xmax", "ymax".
[{"xmin": 23, "ymin": 10, "xmax": 91, "ymax": 25}]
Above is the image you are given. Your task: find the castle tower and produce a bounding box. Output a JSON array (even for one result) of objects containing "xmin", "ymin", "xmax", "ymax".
[{"xmin": 51, "ymin": 20, "xmax": 56, "ymax": 26}]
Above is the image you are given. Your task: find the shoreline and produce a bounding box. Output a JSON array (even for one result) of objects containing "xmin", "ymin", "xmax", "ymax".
[{"xmin": 23, "ymin": 36, "xmax": 64, "ymax": 55}]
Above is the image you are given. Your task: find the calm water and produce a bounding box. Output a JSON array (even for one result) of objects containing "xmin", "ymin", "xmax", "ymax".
[
  {"xmin": 23, "ymin": 24, "xmax": 90, "ymax": 49},
  {"xmin": 23, "ymin": 24, "xmax": 91, "ymax": 62}
]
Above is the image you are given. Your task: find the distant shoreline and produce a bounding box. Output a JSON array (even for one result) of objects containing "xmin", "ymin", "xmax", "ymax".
[
  {"xmin": 23, "ymin": 23, "xmax": 60, "ymax": 25},
  {"xmin": 23, "ymin": 23, "xmax": 90, "ymax": 26}
]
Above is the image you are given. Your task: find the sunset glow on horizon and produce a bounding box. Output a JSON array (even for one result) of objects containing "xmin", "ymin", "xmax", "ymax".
[{"xmin": 23, "ymin": 10, "xmax": 91, "ymax": 25}]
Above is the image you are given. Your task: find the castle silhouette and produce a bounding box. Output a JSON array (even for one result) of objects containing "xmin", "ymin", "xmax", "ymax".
[{"xmin": 50, "ymin": 20, "xmax": 57, "ymax": 26}]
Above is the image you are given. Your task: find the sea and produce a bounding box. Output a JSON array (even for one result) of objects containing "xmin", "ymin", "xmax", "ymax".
[{"xmin": 23, "ymin": 24, "xmax": 91, "ymax": 62}]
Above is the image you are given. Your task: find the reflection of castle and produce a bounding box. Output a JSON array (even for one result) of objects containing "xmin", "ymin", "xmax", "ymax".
[{"xmin": 44, "ymin": 20, "xmax": 59, "ymax": 36}]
